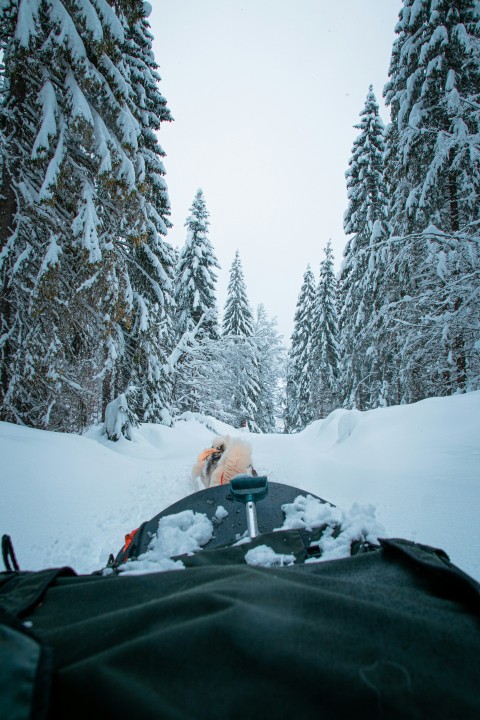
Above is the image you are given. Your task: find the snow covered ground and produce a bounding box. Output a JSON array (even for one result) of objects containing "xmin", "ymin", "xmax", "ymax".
[{"xmin": 1, "ymin": 391, "xmax": 479, "ymax": 580}]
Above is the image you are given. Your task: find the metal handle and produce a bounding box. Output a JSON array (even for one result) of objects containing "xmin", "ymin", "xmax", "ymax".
[
  {"xmin": 230, "ymin": 475, "xmax": 269, "ymax": 539},
  {"xmin": 246, "ymin": 501, "xmax": 260, "ymax": 538}
]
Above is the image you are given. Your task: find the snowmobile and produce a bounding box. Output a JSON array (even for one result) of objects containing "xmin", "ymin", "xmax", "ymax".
[{"xmin": 1, "ymin": 475, "xmax": 480, "ymax": 720}]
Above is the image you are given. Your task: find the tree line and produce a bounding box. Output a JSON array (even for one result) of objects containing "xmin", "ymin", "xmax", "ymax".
[
  {"xmin": 1, "ymin": 0, "xmax": 479, "ymax": 436},
  {"xmin": 286, "ymin": 0, "xmax": 480, "ymax": 431},
  {"xmin": 171, "ymin": 189, "xmax": 284, "ymax": 433}
]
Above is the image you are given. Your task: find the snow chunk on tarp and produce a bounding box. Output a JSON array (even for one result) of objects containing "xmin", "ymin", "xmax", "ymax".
[
  {"xmin": 278, "ymin": 494, "xmax": 384, "ymax": 562},
  {"xmin": 117, "ymin": 494, "xmax": 384, "ymax": 575},
  {"xmin": 118, "ymin": 510, "xmax": 214, "ymax": 576},
  {"xmin": 245, "ymin": 545, "xmax": 295, "ymax": 568},
  {"xmin": 215, "ymin": 505, "xmax": 229, "ymax": 520}
]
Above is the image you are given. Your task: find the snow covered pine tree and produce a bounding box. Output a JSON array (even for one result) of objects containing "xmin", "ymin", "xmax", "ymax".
[
  {"xmin": 380, "ymin": 0, "xmax": 480, "ymax": 402},
  {"xmin": 310, "ymin": 241, "xmax": 341, "ymax": 418},
  {"xmin": 285, "ymin": 265, "xmax": 317, "ymax": 432},
  {"xmin": 0, "ymin": 0, "xmax": 175, "ymax": 431},
  {"xmin": 338, "ymin": 86, "xmax": 390, "ymax": 409},
  {"xmin": 118, "ymin": 1, "xmax": 176, "ymax": 425},
  {"xmin": 173, "ymin": 189, "xmax": 220, "ymax": 414},
  {"xmin": 175, "ymin": 189, "xmax": 220, "ymax": 342},
  {"xmin": 222, "ymin": 251, "xmax": 260, "ymax": 431},
  {"xmin": 253, "ymin": 304, "xmax": 285, "ymax": 433}
]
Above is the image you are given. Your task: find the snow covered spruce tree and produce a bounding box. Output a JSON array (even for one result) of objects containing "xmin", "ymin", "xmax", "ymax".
[
  {"xmin": 1, "ymin": 0, "xmax": 130, "ymax": 430},
  {"xmin": 338, "ymin": 87, "xmax": 390, "ymax": 409},
  {"xmin": 222, "ymin": 251, "xmax": 260, "ymax": 431},
  {"xmin": 310, "ymin": 242, "xmax": 341, "ymax": 418},
  {"xmin": 175, "ymin": 189, "xmax": 219, "ymax": 340},
  {"xmin": 285, "ymin": 265, "xmax": 317, "ymax": 432},
  {"xmin": 118, "ymin": 0, "xmax": 176, "ymax": 424},
  {"xmin": 223, "ymin": 251, "xmax": 255, "ymax": 338},
  {"xmin": 254, "ymin": 304, "xmax": 286, "ymax": 433},
  {"xmin": 0, "ymin": 0, "xmax": 175, "ymax": 431},
  {"xmin": 380, "ymin": 0, "xmax": 480, "ymax": 401},
  {"xmin": 172, "ymin": 189, "xmax": 220, "ymax": 414},
  {"xmin": 179, "ymin": 300, "xmax": 285, "ymax": 429}
]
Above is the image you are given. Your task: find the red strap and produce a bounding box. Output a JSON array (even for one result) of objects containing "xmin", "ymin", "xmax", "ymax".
[{"xmin": 122, "ymin": 528, "xmax": 139, "ymax": 553}]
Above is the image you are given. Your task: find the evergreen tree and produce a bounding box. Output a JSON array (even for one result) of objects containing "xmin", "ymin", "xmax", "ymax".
[
  {"xmin": 169, "ymin": 337, "xmax": 231, "ymax": 422},
  {"xmin": 285, "ymin": 265, "xmax": 316, "ymax": 432},
  {"xmin": 173, "ymin": 189, "xmax": 220, "ymax": 414},
  {"xmin": 254, "ymin": 304, "xmax": 286, "ymax": 433},
  {"xmin": 1, "ymin": 0, "xmax": 129, "ymax": 430},
  {"xmin": 222, "ymin": 251, "xmax": 259, "ymax": 430},
  {"xmin": 223, "ymin": 250, "xmax": 254, "ymax": 337},
  {"xmin": 338, "ymin": 87, "xmax": 390, "ymax": 409},
  {"xmin": 384, "ymin": 0, "xmax": 480, "ymax": 235},
  {"xmin": 0, "ymin": 0, "xmax": 175, "ymax": 430},
  {"xmin": 175, "ymin": 189, "xmax": 220, "ymax": 341},
  {"xmin": 310, "ymin": 242, "xmax": 341, "ymax": 418},
  {"xmin": 119, "ymin": 0, "xmax": 176, "ymax": 423},
  {"xmin": 380, "ymin": 0, "xmax": 480, "ymax": 400}
]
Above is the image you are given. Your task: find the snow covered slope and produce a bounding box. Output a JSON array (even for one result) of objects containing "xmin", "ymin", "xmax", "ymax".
[{"xmin": 1, "ymin": 392, "xmax": 479, "ymax": 579}]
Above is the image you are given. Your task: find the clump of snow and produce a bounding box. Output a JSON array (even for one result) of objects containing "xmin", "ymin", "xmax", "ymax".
[
  {"xmin": 118, "ymin": 555, "xmax": 183, "ymax": 576},
  {"xmin": 119, "ymin": 510, "xmax": 213, "ymax": 576},
  {"xmin": 245, "ymin": 545, "xmax": 296, "ymax": 568},
  {"xmin": 72, "ymin": 183, "xmax": 101, "ymax": 263},
  {"xmin": 280, "ymin": 494, "xmax": 337, "ymax": 531},
  {"xmin": 215, "ymin": 505, "xmax": 229, "ymax": 520},
  {"xmin": 92, "ymin": 0, "xmax": 124, "ymax": 42},
  {"xmin": 39, "ymin": 127, "xmax": 65, "ymax": 200},
  {"xmin": 278, "ymin": 494, "xmax": 384, "ymax": 562},
  {"xmin": 175, "ymin": 411, "xmax": 232, "ymax": 436},
  {"xmin": 16, "ymin": 0, "xmax": 40, "ymax": 47},
  {"xmin": 234, "ymin": 533, "xmax": 252, "ymax": 545},
  {"xmin": 38, "ymin": 234, "xmax": 62, "ymax": 277},
  {"xmin": 312, "ymin": 504, "xmax": 384, "ymax": 563},
  {"xmin": 32, "ymin": 81, "xmax": 58, "ymax": 159},
  {"xmin": 104, "ymin": 393, "xmax": 136, "ymax": 441}
]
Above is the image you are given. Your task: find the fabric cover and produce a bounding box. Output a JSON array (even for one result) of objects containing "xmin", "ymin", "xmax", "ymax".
[{"xmin": 1, "ymin": 537, "xmax": 479, "ymax": 720}]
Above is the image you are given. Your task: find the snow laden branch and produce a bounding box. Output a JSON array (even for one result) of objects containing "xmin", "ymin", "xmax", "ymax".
[{"xmin": 164, "ymin": 310, "xmax": 213, "ymax": 374}]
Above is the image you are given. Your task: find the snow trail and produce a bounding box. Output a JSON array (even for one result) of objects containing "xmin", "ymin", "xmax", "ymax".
[{"xmin": 1, "ymin": 391, "xmax": 479, "ymax": 579}]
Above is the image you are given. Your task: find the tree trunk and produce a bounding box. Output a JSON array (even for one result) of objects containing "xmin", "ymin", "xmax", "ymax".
[
  {"xmin": 0, "ymin": 166, "xmax": 17, "ymax": 406},
  {"xmin": 447, "ymin": 164, "xmax": 466, "ymax": 390},
  {"xmin": 448, "ymin": 171, "xmax": 460, "ymax": 233},
  {"xmin": 453, "ymin": 297, "xmax": 466, "ymax": 391}
]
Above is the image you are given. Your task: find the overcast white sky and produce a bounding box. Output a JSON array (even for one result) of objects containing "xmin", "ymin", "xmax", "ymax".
[{"xmin": 149, "ymin": 0, "xmax": 401, "ymax": 341}]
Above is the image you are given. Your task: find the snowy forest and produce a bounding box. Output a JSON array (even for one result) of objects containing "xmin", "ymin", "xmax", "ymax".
[{"xmin": 1, "ymin": 0, "xmax": 479, "ymax": 437}]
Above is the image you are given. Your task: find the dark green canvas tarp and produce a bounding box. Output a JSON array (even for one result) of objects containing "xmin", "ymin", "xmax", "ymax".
[{"xmin": 1, "ymin": 537, "xmax": 479, "ymax": 720}]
